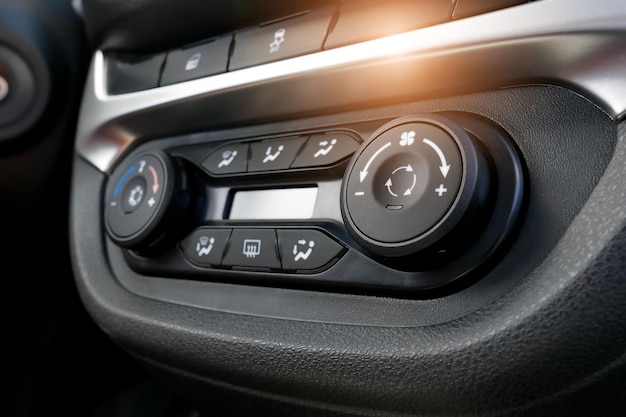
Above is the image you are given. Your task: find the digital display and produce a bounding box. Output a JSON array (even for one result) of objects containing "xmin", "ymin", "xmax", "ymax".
[{"xmin": 228, "ymin": 187, "xmax": 318, "ymax": 220}]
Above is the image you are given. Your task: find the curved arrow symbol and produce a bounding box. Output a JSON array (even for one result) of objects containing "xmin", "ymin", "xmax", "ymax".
[
  {"xmin": 360, "ymin": 142, "xmax": 391, "ymax": 183},
  {"xmin": 422, "ymin": 138, "xmax": 451, "ymax": 178},
  {"xmin": 385, "ymin": 178, "xmax": 398, "ymax": 197},
  {"xmin": 391, "ymin": 164, "xmax": 414, "ymax": 175},
  {"xmin": 148, "ymin": 165, "xmax": 160, "ymax": 194},
  {"xmin": 404, "ymin": 173, "xmax": 417, "ymax": 196},
  {"xmin": 386, "ymin": 164, "xmax": 417, "ymax": 196}
]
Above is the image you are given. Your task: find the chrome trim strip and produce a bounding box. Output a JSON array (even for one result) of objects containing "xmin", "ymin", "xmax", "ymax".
[{"xmin": 76, "ymin": 0, "xmax": 626, "ymax": 173}]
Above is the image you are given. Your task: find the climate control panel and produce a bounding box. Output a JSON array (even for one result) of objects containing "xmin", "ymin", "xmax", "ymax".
[
  {"xmin": 103, "ymin": 112, "xmax": 525, "ymax": 293},
  {"xmin": 343, "ymin": 115, "xmax": 491, "ymax": 258}
]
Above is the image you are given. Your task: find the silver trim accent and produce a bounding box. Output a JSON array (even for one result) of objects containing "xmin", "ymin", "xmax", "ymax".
[{"xmin": 76, "ymin": 0, "xmax": 626, "ymax": 173}]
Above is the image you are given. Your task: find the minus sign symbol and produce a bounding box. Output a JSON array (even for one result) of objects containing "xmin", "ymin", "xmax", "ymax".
[{"xmin": 354, "ymin": 192, "xmax": 365, "ymax": 196}]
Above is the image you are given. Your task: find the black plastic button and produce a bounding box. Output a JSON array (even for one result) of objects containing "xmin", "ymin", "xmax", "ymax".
[
  {"xmin": 342, "ymin": 115, "xmax": 496, "ymax": 259},
  {"xmin": 248, "ymin": 137, "xmax": 307, "ymax": 172},
  {"xmin": 105, "ymin": 150, "xmax": 193, "ymax": 254},
  {"xmin": 180, "ymin": 228, "xmax": 231, "ymax": 267},
  {"xmin": 291, "ymin": 133, "xmax": 359, "ymax": 168},
  {"xmin": 452, "ymin": 0, "xmax": 527, "ymax": 19},
  {"xmin": 345, "ymin": 122, "xmax": 463, "ymax": 243},
  {"xmin": 107, "ymin": 53, "xmax": 165, "ymax": 94},
  {"xmin": 161, "ymin": 36, "xmax": 232, "ymax": 86},
  {"xmin": 222, "ymin": 229, "xmax": 281, "ymax": 269},
  {"xmin": 202, "ymin": 143, "xmax": 249, "ymax": 175},
  {"xmin": 106, "ymin": 153, "xmax": 169, "ymax": 240},
  {"xmin": 325, "ymin": 0, "xmax": 453, "ymax": 49},
  {"xmin": 229, "ymin": 8, "xmax": 334, "ymax": 71},
  {"xmin": 277, "ymin": 229, "xmax": 344, "ymax": 271}
]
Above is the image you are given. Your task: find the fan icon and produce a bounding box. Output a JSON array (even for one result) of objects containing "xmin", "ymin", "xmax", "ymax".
[{"xmin": 399, "ymin": 131, "xmax": 415, "ymax": 146}]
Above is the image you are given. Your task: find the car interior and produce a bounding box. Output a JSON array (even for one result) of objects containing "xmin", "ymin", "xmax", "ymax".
[{"xmin": 4, "ymin": 0, "xmax": 626, "ymax": 416}]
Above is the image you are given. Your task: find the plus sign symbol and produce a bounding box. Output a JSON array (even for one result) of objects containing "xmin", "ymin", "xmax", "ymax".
[{"xmin": 435, "ymin": 184, "xmax": 448, "ymax": 197}]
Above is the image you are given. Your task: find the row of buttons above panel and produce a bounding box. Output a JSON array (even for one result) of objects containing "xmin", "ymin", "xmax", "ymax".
[
  {"xmin": 107, "ymin": 7, "xmax": 334, "ymax": 94},
  {"xmin": 107, "ymin": 0, "xmax": 531, "ymax": 94},
  {"xmin": 180, "ymin": 228, "xmax": 345, "ymax": 272},
  {"xmin": 201, "ymin": 132, "xmax": 360, "ymax": 176}
]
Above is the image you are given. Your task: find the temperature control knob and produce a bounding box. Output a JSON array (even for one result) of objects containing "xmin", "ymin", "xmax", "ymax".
[
  {"xmin": 342, "ymin": 115, "xmax": 492, "ymax": 259},
  {"xmin": 105, "ymin": 150, "xmax": 191, "ymax": 253}
]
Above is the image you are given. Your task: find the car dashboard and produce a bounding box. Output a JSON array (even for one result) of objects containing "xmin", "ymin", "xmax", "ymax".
[{"xmin": 4, "ymin": 0, "xmax": 626, "ymax": 416}]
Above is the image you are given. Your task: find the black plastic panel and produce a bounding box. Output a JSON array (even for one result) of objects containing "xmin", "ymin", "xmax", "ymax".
[
  {"xmin": 75, "ymin": 84, "xmax": 615, "ymax": 322},
  {"xmin": 111, "ymin": 112, "xmax": 523, "ymax": 292},
  {"xmin": 325, "ymin": 0, "xmax": 452, "ymax": 48}
]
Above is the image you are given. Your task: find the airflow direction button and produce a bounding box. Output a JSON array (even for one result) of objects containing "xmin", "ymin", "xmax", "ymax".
[
  {"xmin": 291, "ymin": 133, "xmax": 359, "ymax": 168},
  {"xmin": 180, "ymin": 228, "xmax": 232, "ymax": 267},
  {"xmin": 202, "ymin": 142, "xmax": 249, "ymax": 175},
  {"xmin": 248, "ymin": 137, "xmax": 306, "ymax": 172}
]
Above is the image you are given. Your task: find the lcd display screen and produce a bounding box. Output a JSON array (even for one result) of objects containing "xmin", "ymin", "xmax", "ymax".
[{"xmin": 228, "ymin": 187, "xmax": 318, "ymax": 220}]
